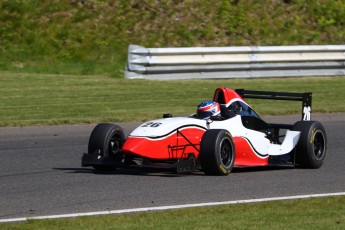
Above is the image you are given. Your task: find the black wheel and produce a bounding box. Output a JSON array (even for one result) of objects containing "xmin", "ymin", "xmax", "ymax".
[
  {"xmin": 199, "ymin": 129, "xmax": 235, "ymax": 175},
  {"xmin": 292, "ymin": 121, "xmax": 327, "ymax": 169},
  {"xmin": 88, "ymin": 123, "xmax": 125, "ymax": 171}
]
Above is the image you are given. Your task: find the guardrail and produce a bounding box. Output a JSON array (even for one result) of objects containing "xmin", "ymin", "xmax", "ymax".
[{"xmin": 125, "ymin": 44, "xmax": 345, "ymax": 80}]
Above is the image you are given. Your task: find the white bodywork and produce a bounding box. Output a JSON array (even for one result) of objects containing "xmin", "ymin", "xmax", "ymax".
[{"xmin": 129, "ymin": 114, "xmax": 300, "ymax": 157}]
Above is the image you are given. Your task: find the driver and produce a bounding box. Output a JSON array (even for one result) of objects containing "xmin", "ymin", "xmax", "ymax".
[{"xmin": 196, "ymin": 101, "xmax": 221, "ymax": 119}]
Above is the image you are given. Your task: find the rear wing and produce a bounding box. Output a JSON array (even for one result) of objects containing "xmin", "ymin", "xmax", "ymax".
[{"xmin": 235, "ymin": 89, "xmax": 312, "ymax": 121}]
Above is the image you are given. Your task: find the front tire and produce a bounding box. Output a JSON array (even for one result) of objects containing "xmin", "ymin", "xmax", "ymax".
[
  {"xmin": 199, "ymin": 129, "xmax": 235, "ymax": 175},
  {"xmin": 88, "ymin": 123, "xmax": 126, "ymax": 171},
  {"xmin": 292, "ymin": 121, "xmax": 327, "ymax": 169}
]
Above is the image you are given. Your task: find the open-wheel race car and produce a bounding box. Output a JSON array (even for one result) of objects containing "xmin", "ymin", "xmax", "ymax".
[{"xmin": 81, "ymin": 88, "xmax": 327, "ymax": 175}]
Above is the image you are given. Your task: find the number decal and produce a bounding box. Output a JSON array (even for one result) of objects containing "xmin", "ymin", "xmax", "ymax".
[
  {"xmin": 303, "ymin": 106, "xmax": 311, "ymax": 121},
  {"xmin": 151, "ymin": 122, "xmax": 161, "ymax": 127},
  {"xmin": 142, "ymin": 122, "xmax": 162, "ymax": 128}
]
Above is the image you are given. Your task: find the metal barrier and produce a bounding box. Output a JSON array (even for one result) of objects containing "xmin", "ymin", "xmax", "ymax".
[{"xmin": 125, "ymin": 44, "xmax": 345, "ymax": 80}]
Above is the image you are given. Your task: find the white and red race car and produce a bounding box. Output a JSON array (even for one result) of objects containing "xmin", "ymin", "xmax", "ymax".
[{"xmin": 82, "ymin": 88, "xmax": 327, "ymax": 175}]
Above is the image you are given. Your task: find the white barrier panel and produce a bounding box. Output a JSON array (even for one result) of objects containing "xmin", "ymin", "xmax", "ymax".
[{"xmin": 125, "ymin": 44, "xmax": 345, "ymax": 80}]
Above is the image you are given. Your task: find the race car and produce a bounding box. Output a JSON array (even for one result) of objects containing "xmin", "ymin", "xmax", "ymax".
[{"xmin": 81, "ymin": 88, "xmax": 327, "ymax": 175}]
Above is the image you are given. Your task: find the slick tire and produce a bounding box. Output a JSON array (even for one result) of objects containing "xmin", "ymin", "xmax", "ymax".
[
  {"xmin": 292, "ymin": 121, "xmax": 327, "ymax": 169},
  {"xmin": 88, "ymin": 123, "xmax": 126, "ymax": 171},
  {"xmin": 199, "ymin": 129, "xmax": 235, "ymax": 175}
]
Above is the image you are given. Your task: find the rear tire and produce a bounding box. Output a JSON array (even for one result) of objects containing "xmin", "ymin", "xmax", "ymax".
[
  {"xmin": 88, "ymin": 123, "xmax": 125, "ymax": 171},
  {"xmin": 292, "ymin": 121, "xmax": 327, "ymax": 168},
  {"xmin": 199, "ymin": 129, "xmax": 235, "ymax": 175}
]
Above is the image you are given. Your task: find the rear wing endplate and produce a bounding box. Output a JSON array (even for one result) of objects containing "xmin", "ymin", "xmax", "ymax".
[{"xmin": 235, "ymin": 89, "xmax": 312, "ymax": 121}]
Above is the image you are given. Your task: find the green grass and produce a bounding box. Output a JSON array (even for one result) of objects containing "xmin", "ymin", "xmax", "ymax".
[
  {"xmin": 0, "ymin": 72, "xmax": 344, "ymax": 127},
  {"xmin": 1, "ymin": 1, "xmax": 344, "ymax": 127},
  {"xmin": 1, "ymin": 0, "xmax": 345, "ymax": 76},
  {"xmin": 1, "ymin": 196, "xmax": 345, "ymax": 229}
]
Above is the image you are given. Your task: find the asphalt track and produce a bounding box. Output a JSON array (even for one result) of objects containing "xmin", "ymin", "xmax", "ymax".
[{"xmin": 0, "ymin": 113, "xmax": 344, "ymax": 220}]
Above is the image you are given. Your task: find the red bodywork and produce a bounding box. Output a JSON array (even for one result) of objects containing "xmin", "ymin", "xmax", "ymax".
[
  {"xmin": 121, "ymin": 87, "xmax": 269, "ymax": 167},
  {"xmin": 122, "ymin": 127, "xmax": 205, "ymax": 160}
]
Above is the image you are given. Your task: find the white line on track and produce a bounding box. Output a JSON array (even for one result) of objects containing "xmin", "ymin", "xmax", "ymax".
[{"xmin": 1, "ymin": 192, "xmax": 345, "ymax": 223}]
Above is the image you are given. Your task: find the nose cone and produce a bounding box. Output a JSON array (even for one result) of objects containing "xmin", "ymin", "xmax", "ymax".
[
  {"xmin": 122, "ymin": 130, "xmax": 205, "ymax": 160},
  {"xmin": 122, "ymin": 117, "xmax": 207, "ymax": 159},
  {"xmin": 121, "ymin": 136, "xmax": 172, "ymax": 159}
]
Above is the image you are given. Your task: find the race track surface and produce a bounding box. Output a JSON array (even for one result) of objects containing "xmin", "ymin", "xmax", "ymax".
[{"xmin": 0, "ymin": 113, "xmax": 344, "ymax": 219}]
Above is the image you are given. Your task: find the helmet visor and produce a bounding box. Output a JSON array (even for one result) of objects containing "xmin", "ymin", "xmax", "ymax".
[{"xmin": 197, "ymin": 111, "xmax": 213, "ymax": 119}]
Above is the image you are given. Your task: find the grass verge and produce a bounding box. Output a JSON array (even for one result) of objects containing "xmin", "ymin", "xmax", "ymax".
[
  {"xmin": 1, "ymin": 196, "xmax": 345, "ymax": 229},
  {"xmin": 1, "ymin": 1, "xmax": 345, "ymax": 76},
  {"xmin": 0, "ymin": 72, "xmax": 344, "ymax": 127}
]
